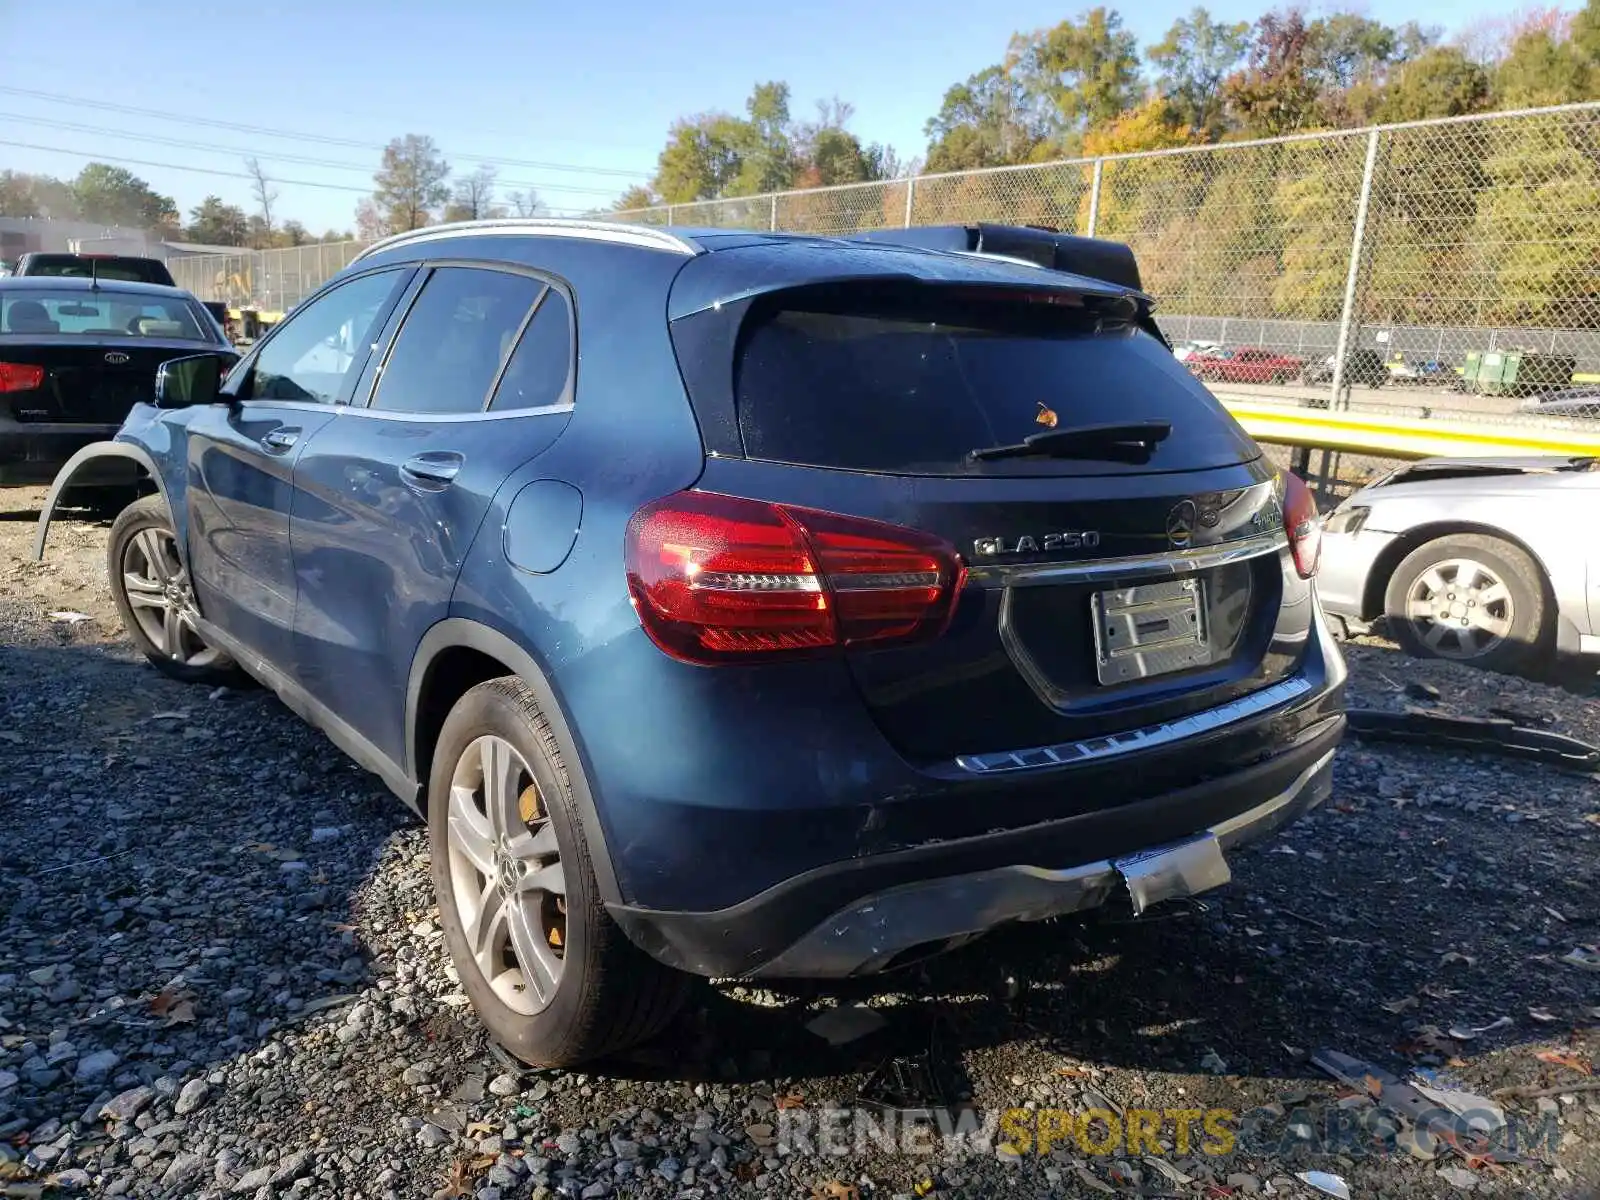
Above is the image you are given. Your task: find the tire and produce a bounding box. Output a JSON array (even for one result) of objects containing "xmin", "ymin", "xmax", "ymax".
[
  {"xmin": 1383, "ymin": 534, "xmax": 1549, "ymax": 673},
  {"xmin": 107, "ymin": 497, "xmax": 242, "ymax": 685},
  {"xmin": 428, "ymin": 677, "xmax": 690, "ymax": 1067}
]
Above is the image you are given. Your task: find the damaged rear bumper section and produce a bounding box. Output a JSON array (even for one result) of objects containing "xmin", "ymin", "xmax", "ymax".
[{"xmin": 611, "ymin": 714, "xmax": 1343, "ymax": 980}]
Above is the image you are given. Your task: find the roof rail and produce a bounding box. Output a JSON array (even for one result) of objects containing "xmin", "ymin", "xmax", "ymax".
[{"xmin": 351, "ymin": 218, "xmax": 702, "ymax": 263}]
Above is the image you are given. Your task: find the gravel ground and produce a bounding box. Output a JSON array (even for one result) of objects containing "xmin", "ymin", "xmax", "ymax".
[{"xmin": 2, "ymin": 484, "xmax": 1599, "ymax": 1200}]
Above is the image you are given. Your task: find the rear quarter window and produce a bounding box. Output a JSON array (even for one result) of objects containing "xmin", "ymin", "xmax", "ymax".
[{"xmin": 732, "ymin": 284, "xmax": 1257, "ymax": 476}]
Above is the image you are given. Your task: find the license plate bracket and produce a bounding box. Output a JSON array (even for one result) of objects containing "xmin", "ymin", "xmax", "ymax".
[{"xmin": 1091, "ymin": 577, "xmax": 1208, "ymax": 685}]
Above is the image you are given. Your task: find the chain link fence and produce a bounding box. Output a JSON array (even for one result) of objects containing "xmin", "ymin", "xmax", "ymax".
[
  {"xmin": 164, "ymin": 103, "xmax": 1600, "ymax": 434},
  {"xmin": 622, "ymin": 102, "xmax": 1600, "ymax": 427},
  {"xmin": 167, "ymin": 241, "xmax": 363, "ymax": 315}
]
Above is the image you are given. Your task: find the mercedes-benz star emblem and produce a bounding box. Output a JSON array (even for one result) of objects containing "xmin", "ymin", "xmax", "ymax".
[
  {"xmin": 1166, "ymin": 500, "xmax": 1198, "ymax": 548},
  {"xmin": 104, "ymin": 352, "xmax": 130, "ymax": 365}
]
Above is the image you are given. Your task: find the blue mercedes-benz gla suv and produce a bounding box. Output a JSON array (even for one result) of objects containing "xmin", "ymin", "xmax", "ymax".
[{"xmin": 34, "ymin": 219, "xmax": 1345, "ymax": 1066}]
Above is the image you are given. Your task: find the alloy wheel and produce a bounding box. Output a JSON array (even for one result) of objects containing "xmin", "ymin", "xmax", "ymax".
[
  {"xmin": 446, "ymin": 735, "xmax": 568, "ymax": 1014},
  {"xmin": 1402, "ymin": 556, "xmax": 1515, "ymax": 660},
  {"xmin": 120, "ymin": 528, "xmax": 221, "ymax": 667}
]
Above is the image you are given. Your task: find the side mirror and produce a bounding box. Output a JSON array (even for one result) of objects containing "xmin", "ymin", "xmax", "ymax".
[{"xmin": 155, "ymin": 354, "xmax": 230, "ymax": 409}]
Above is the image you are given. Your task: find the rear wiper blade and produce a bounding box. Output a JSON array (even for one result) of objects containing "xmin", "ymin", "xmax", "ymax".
[{"xmin": 967, "ymin": 421, "xmax": 1172, "ymax": 464}]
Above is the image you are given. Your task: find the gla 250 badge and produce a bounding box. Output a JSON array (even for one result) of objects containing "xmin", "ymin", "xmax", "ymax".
[{"xmin": 973, "ymin": 531, "xmax": 1102, "ymax": 557}]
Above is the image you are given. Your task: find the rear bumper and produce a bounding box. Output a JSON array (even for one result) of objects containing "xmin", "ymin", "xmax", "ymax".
[
  {"xmin": 0, "ymin": 421, "xmax": 127, "ymax": 486},
  {"xmin": 609, "ymin": 707, "xmax": 1344, "ymax": 978}
]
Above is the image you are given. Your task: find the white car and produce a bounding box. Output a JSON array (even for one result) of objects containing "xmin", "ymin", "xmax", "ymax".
[{"xmin": 1319, "ymin": 455, "xmax": 1600, "ymax": 673}]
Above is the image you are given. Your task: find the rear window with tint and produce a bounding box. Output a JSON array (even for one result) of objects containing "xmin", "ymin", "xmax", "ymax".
[
  {"xmin": 22, "ymin": 256, "xmax": 171, "ymax": 285},
  {"xmin": 734, "ymin": 285, "xmax": 1253, "ymax": 476}
]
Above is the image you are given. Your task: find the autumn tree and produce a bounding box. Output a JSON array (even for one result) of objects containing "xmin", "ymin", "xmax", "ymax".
[
  {"xmin": 612, "ymin": 185, "xmax": 657, "ymax": 211},
  {"xmin": 72, "ymin": 163, "xmax": 178, "ymax": 231},
  {"xmin": 1376, "ymin": 45, "xmax": 1491, "ymax": 120},
  {"xmin": 444, "ymin": 165, "xmax": 504, "ymax": 221},
  {"xmin": 653, "ymin": 112, "xmax": 748, "ymax": 202},
  {"xmin": 245, "ymin": 157, "xmax": 277, "ymax": 241},
  {"xmin": 1012, "ymin": 8, "xmax": 1143, "ymax": 137},
  {"xmin": 923, "ymin": 66, "xmax": 1048, "ymax": 171},
  {"xmin": 186, "ymin": 196, "xmax": 250, "ymax": 245},
  {"xmin": 0, "ymin": 171, "xmax": 42, "ymax": 218},
  {"xmin": 506, "ymin": 191, "xmax": 547, "ymax": 218},
  {"xmin": 1147, "ymin": 8, "xmax": 1251, "ymax": 135},
  {"xmin": 1223, "ymin": 12, "xmax": 1321, "ymax": 136},
  {"xmin": 363, "ymin": 134, "xmax": 451, "ymax": 236}
]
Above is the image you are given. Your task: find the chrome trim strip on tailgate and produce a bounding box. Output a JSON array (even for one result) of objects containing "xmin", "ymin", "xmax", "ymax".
[
  {"xmin": 967, "ymin": 530, "xmax": 1287, "ymax": 589},
  {"xmin": 953, "ymin": 675, "xmax": 1313, "ymax": 774}
]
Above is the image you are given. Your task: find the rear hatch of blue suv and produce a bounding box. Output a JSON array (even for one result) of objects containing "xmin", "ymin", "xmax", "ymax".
[{"xmin": 599, "ymin": 229, "xmax": 1347, "ymax": 989}]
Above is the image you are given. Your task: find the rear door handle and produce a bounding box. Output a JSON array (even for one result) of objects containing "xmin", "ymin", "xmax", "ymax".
[
  {"xmin": 400, "ymin": 452, "xmax": 464, "ymax": 489},
  {"xmin": 260, "ymin": 428, "xmax": 298, "ymax": 453}
]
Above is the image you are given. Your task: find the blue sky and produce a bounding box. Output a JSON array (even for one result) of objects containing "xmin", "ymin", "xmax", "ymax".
[{"xmin": 0, "ymin": 0, "xmax": 1558, "ymax": 233}]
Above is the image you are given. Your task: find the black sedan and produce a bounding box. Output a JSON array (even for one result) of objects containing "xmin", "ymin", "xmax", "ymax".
[{"xmin": 0, "ymin": 276, "xmax": 237, "ymax": 496}]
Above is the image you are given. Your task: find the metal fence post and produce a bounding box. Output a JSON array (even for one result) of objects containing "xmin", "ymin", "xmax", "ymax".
[
  {"xmin": 1085, "ymin": 159, "xmax": 1104, "ymax": 237},
  {"xmin": 770, "ymin": 195, "xmax": 778, "ymax": 232},
  {"xmin": 902, "ymin": 177, "xmax": 915, "ymax": 228},
  {"xmin": 667, "ymin": 205, "xmax": 676, "ymax": 225},
  {"xmin": 1329, "ymin": 129, "xmax": 1382, "ymax": 412}
]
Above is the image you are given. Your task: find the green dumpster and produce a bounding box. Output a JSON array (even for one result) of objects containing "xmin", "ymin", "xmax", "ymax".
[{"xmin": 1460, "ymin": 350, "xmax": 1575, "ymax": 397}]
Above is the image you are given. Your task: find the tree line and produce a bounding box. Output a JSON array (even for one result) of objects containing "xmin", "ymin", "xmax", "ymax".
[
  {"xmin": 0, "ymin": 162, "xmax": 352, "ymax": 248},
  {"xmin": 614, "ymin": 1, "xmax": 1600, "ymax": 206}
]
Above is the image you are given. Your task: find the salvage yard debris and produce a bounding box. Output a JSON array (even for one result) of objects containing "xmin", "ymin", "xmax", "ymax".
[{"xmin": 1345, "ymin": 706, "xmax": 1600, "ymax": 769}]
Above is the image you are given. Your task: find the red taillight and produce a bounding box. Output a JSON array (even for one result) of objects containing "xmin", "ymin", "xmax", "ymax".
[
  {"xmin": 0, "ymin": 362, "xmax": 44, "ymax": 393},
  {"xmin": 1282, "ymin": 471, "xmax": 1321, "ymax": 579},
  {"xmin": 624, "ymin": 491, "xmax": 966, "ymax": 664}
]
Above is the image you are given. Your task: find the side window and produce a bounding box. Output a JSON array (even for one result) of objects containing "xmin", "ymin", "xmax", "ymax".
[
  {"xmin": 246, "ymin": 270, "xmax": 402, "ymax": 404},
  {"xmin": 489, "ymin": 288, "xmax": 573, "ymax": 412},
  {"xmin": 373, "ymin": 267, "xmax": 544, "ymax": 415}
]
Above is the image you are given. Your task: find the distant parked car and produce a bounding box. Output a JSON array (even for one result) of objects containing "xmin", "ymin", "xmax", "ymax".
[
  {"xmin": 1171, "ymin": 339, "xmax": 1222, "ymax": 363},
  {"xmin": 15, "ymin": 252, "xmax": 176, "ymax": 288},
  {"xmin": 0, "ymin": 276, "xmax": 237, "ymax": 494},
  {"xmin": 1320, "ymin": 454, "xmax": 1600, "ymax": 672},
  {"xmin": 1299, "ymin": 349, "xmax": 1387, "ymax": 388},
  {"xmin": 1188, "ymin": 347, "xmax": 1305, "ymax": 385},
  {"xmin": 1518, "ymin": 385, "xmax": 1600, "ymax": 418}
]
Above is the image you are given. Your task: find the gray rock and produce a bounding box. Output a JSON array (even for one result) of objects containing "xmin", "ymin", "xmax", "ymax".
[
  {"xmin": 232, "ymin": 1165, "xmax": 275, "ymax": 1193},
  {"xmin": 100, "ymin": 1086, "xmax": 157, "ymax": 1122},
  {"xmin": 52, "ymin": 1168, "xmax": 92, "ymax": 1190},
  {"xmin": 74, "ymin": 1049, "xmax": 120, "ymax": 1082},
  {"xmin": 271, "ymin": 1149, "xmax": 314, "ymax": 1184},
  {"xmin": 488, "ymin": 1073, "xmax": 521, "ymax": 1097},
  {"xmin": 401, "ymin": 1064, "xmax": 432, "ymax": 1086},
  {"xmin": 580, "ymin": 1184, "xmax": 610, "ymax": 1199},
  {"xmin": 418, "ymin": 1123, "xmax": 452, "ymax": 1148},
  {"xmin": 163, "ymin": 1152, "xmax": 208, "ymax": 1188},
  {"xmin": 175, "ymin": 1079, "xmax": 212, "ymax": 1116}
]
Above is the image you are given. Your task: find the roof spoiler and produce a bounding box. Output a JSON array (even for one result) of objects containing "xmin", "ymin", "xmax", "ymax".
[{"xmin": 844, "ymin": 223, "xmax": 1144, "ymax": 292}]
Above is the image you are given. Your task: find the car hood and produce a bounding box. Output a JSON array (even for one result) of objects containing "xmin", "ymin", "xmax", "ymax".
[{"xmin": 1340, "ymin": 454, "xmax": 1598, "ymax": 507}]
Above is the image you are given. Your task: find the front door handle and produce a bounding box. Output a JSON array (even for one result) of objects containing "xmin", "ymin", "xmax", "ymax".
[
  {"xmin": 260, "ymin": 428, "xmax": 298, "ymax": 454},
  {"xmin": 400, "ymin": 452, "xmax": 464, "ymax": 490}
]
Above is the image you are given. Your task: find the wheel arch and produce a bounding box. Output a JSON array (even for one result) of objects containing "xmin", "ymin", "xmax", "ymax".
[
  {"xmin": 31, "ymin": 441, "xmax": 168, "ymax": 563},
  {"xmin": 406, "ymin": 618, "xmax": 622, "ymax": 904},
  {"xmin": 1361, "ymin": 520, "xmax": 1558, "ymax": 624}
]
